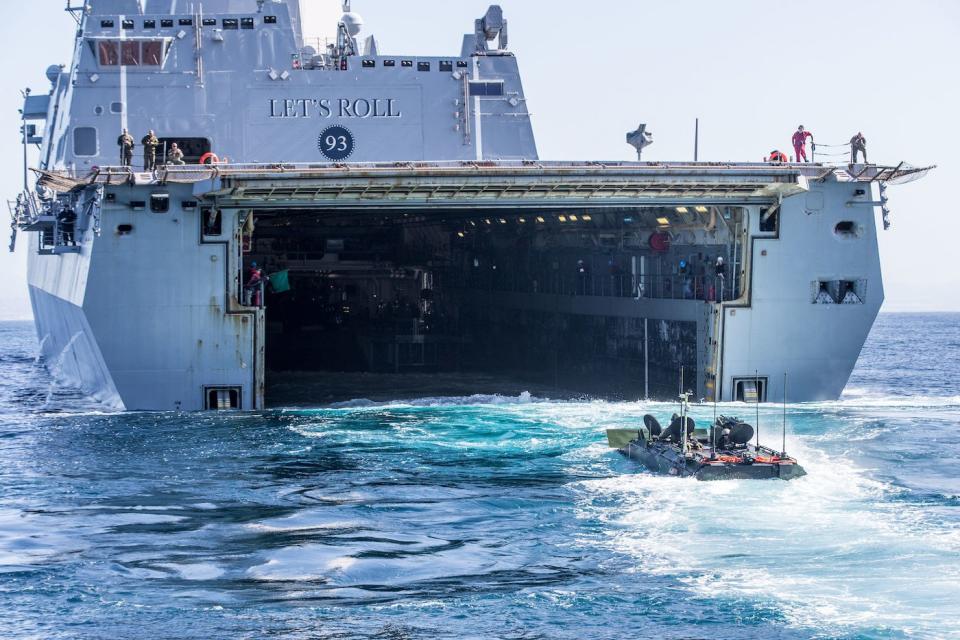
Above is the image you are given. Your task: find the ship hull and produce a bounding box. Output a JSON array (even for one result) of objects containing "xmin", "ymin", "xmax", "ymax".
[{"xmin": 23, "ymin": 163, "xmax": 887, "ymax": 411}]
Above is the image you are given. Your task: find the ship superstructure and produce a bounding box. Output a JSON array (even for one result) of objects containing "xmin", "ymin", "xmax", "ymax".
[{"xmin": 10, "ymin": 0, "xmax": 929, "ymax": 410}]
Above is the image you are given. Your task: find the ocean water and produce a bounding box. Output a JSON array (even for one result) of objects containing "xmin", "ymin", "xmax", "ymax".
[{"xmin": 0, "ymin": 314, "xmax": 958, "ymax": 640}]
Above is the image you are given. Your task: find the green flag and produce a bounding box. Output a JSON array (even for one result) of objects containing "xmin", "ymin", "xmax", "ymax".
[{"xmin": 269, "ymin": 270, "xmax": 291, "ymax": 294}]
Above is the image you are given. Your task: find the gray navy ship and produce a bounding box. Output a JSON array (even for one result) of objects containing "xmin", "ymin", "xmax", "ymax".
[{"xmin": 9, "ymin": 0, "xmax": 931, "ymax": 411}]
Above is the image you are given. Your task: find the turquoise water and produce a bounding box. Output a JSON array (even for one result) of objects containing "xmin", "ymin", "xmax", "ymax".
[{"xmin": 0, "ymin": 314, "xmax": 958, "ymax": 639}]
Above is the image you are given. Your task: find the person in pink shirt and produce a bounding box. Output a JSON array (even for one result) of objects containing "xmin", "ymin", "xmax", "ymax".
[{"xmin": 792, "ymin": 125, "xmax": 814, "ymax": 162}]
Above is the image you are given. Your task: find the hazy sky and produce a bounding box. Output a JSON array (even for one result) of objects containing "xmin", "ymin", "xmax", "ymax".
[{"xmin": 1, "ymin": 0, "xmax": 958, "ymax": 319}]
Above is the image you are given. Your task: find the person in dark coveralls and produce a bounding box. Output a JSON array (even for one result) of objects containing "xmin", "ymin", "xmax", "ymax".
[
  {"xmin": 850, "ymin": 132, "xmax": 867, "ymax": 164},
  {"xmin": 117, "ymin": 129, "xmax": 134, "ymax": 167},
  {"xmin": 244, "ymin": 261, "xmax": 270, "ymax": 307},
  {"xmin": 141, "ymin": 130, "xmax": 159, "ymax": 170},
  {"xmin": 57, "ymin": 206, "xmax": 77, "ymax": 246}
]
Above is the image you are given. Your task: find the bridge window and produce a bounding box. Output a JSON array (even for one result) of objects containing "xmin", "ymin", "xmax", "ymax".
[
  {"xmin": 100, "ymin": 19, "xmax": 114, "ymax": 29},
  {"xmin": 97, "ymin": 40, "xmax": 119, "ymax": 65},
  {"xmin": 264, "ymin": 16, "xmax": 278, "ymax": 25},
  {"xmin": 223, "ymin": 18, "xmax": 239, "ymax": 30},
  {"xmin": 121, "ymin": 40, "xmax": 140, "ymax": 65},
  {"xmin": 202, "ymin": 18, "xmax": 217, "ymax": 26},
  {"xmin": 92, "ymin": 39, "xmax": 169, "ymax": 67},
  {"xmin": 469, "ymin": 81, "xmax": 505, "ymax": 96},
  {"xmin": 161, "ymin": 19, "xmax": 174, "ymax": 28},
  {"xmin": 179, "ymin": 18, "xmax": 193, "ymax": 26},
  {"xmin": 241, "ymin": 18, "xmax": 255, "ymax": 29},
  {"xmin": 73, "ymin": 127, "xmax": 98, "ymax": 157},
  {"xmin": 144, "ymin": 19, "xmax": 156, "ymax": 29},
  {"xmin": 121, "ymin": 19, "xmax": 134, "ymax": 30},
  {"xmin": 142, "ymin": 40, "xmax": 163, "ymax": 65}
]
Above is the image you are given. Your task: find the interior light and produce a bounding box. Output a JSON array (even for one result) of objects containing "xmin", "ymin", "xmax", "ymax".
[
  {"xmin": 558, "ymin": 215, "xmax": 567, "ymax": 222},
  {"xmin": 518, "ymin": 217, "xmax": 526, "ymax": 223},
  {"xmin": 457, "ymin": 231, "xmax": 465, "ymax": 238},
  {"xmin": 536, "ymin": 216, "xmax": 545, "ymax": 223},
  {"xmin": 484, "ymin": 218, "xmax": 492, "ymax": 225},
  {"xmin": 623, "ymin": 216, "xmax": 634, "ymax": 223},
  {"xmin": 657, "ymin": 217, "xmax": 671, "ymax": 225},
  {"xmin": 469, "ymin": 220, "xmax": 476, "ymax": 226},
  {"xmin": 569, "ymin": 215, "xmax": 578, "ymax": 222},
  {"xmin": 695, "ymin": 206, "xmax": 709, "ymax": 213},
  {"xmin": 675, "ymin": 206, "xmax": 689, "ymax": 214},
  {"xmin": 499, "ymin": 218, "xmax": 507, "ymax": 224},
  {"xmin": 582, "ymin": 214, "xmax": 592, "ymax": 221}
]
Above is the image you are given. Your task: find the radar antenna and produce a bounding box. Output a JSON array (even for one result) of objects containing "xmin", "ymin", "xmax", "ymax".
[
  {"xmin": 475, "ymin": 5, "xmax": 508, "ymax": 53},
  {"xmin": 627, "ymin": 124, "xmax": 654, "ymax": 161},
  {"xmin": 332, "ymin": 1, "xmax": 364, "ymax": 65}
]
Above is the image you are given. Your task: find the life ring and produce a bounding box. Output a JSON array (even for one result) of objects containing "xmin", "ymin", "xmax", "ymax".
[
  {"xmin": 648, "ymin": 232, "xmax": 671, "ymax": 253},
  {"xmin": 199, "ymin": 152, "xmax": 220, "ymax": 165}
]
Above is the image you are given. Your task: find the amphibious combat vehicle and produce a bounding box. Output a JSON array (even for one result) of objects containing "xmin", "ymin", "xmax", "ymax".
[{"xmin": 607, "ymin": 397, "xmax": 805, "ymax": 481}]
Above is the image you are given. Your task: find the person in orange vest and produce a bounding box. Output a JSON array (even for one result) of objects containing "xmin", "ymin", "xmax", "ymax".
[
  {"xmin": 768, "ymin": 150, "xmax": 788, "ymax": 162},
  {"xmin": 792, "ymin": 125, "xmax": 813, "ymax": 162}
]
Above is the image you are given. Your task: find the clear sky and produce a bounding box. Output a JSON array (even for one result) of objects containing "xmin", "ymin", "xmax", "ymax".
[{"xmin": 1, "ymin": 0, "xmax": 958, "ymax": 319}]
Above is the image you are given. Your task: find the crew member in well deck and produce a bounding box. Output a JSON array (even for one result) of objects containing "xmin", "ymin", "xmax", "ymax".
[
  {"xmin": 245, "ymin": 262, "xmax": 270, "ymax": 307},
  {"xmin": 715, "ymin": 256, "xmax": 726, "ymax": 301},
  {"xmin": 850, "ymin": 132, "xmax": 867, "ymax": 164},
  {"xmin": 117, "ymin": 129, "xmax": 134, "ymax": 167},
  {"xmin": 792, "ymin": 125, "xmax": 814, "ymax": 162},
  {"xmin": 141, "ymin": 130, "xmax": 159, "ymax": 171}
]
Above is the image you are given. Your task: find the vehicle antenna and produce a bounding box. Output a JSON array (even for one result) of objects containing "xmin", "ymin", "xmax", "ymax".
[
  {"xmin": 680, "ymin": 369, "xmax": 688, "ymax": 458},
  {"xmin": 755, "ymin": 369, "xmax": 760, "ymax": 452},
  {"xmin": 782, "ymin": 372, "xmax": 787, "ymax": 456},
  {"xmin": 712, "ymin": 378, "xmax": 718, "ymax": 455}
]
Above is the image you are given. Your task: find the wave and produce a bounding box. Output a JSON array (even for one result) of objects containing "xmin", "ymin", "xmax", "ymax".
[{"xmin": 286, "ymin": 390, "xmax": 543, "ymax": 411}]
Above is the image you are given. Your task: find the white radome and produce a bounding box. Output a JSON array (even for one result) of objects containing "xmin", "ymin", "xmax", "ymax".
[{"xmin": 340, "ymin": 11, "xmax": 364, "ymax": 36}]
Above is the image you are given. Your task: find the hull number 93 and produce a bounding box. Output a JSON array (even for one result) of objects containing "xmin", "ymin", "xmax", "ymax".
[{"xmin": 318, "ymin": 125, "xmax": 355, "ymax": 161}]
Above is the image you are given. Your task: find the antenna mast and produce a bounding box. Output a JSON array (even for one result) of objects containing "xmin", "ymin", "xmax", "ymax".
[
  {"xmin": 782, "ymin": 373, "xmax": 787, "ymax": 455},
  {"xmin": 755, "ymin": 369, "xmax": 760, "ymax": 451}
]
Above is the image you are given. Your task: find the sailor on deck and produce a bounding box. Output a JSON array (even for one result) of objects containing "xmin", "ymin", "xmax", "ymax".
[
  {"xmin": 792, "ymin": 125, "xmax": 813, "ymax": 162},
  {"xmin": 141, "ymin": 130, "xmax": 159, "ymax": 171},
  {"xmin": 117, "ymin": 129, "xmax": 134, "ymax": 167},
  {"xmin": 850, "ymin": 132, "xmax": 867, "ymax": 164},
  {"xmin": 167, "ymin": 143, "xmax": 185, "ymax": 166}
]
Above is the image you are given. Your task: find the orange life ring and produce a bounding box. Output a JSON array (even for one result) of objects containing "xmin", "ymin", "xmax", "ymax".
[{"xmin": 199, "ymin": 152, "xmax": 220, "ymax": 165}]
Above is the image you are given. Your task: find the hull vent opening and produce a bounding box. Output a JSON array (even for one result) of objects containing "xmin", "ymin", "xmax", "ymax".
[
  {"xmin": 205, "ymin": 387, "xmax": 241, "ymax": 410},
  {"xmin": 734, "ymin": 377, "xmax": 767, "ymax": 403}
]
